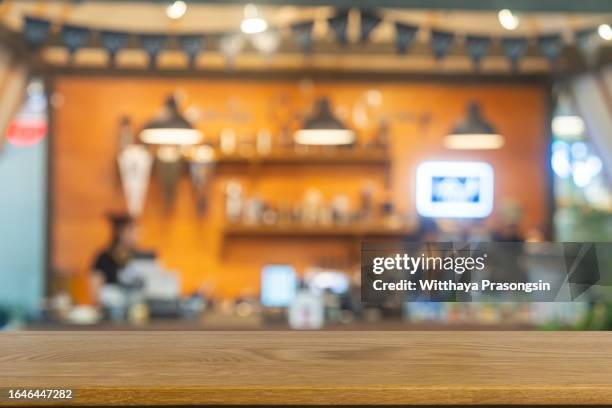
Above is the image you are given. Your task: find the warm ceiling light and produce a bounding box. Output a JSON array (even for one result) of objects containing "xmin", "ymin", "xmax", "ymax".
[
  {"xmin": 140, "ymin": 96, "xmax": 203, "ymax": 145},
  {"xmin": 552, "ymin": 116, "xmax": 586, "ymax": 138},
  {"xmin": 294, "ymin": 97, "xmax": 355, "ymax": 145},
  {"xmin": 598, "ymin": 24, "xmax": 612, "ymax": 41},
  {"xmin": 241, "ymin": 4, "xmax": 268, "ymax": 34},
  {"xmin": 444, "ymin": 102, "xmax": 505, "ymax": 150},
  {"xmin": 166, "ymin": 1, "xmax": 187, "ymax": 20},
  {"xmin": 498, "ymin": 9, "xmax": 519, "ymax": 31}
]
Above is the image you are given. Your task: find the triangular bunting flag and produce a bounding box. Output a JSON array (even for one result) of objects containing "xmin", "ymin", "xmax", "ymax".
[
  {"xmin": 291, "ymin": 21, "xmax": 315, "ymax": 54},
  {"xmin": 395, "ymin": 22, "xmax": 418, "ymax": 54},
  {"xmin": 430, "ymin": 30, "xmax": 455, "ymax": 60},
  {"xmin": 538, "ymin": 34, "xmax": 563, "ymax": 64},
  {"xmin": 23, "ymin": 17, "xmax": 51, "ymax": 49},
  {"xmin": 179, "ymin": 34, "xmax": 204, "ymax": 68},
  {"xmin": 219, "ymin": 33, "xmax": 245, "ymax": 68},
  {"xmin": 251, "ymin": 28, "xmax": 281, "ymax": 57},
  {"xmin": 465, "ymin": 35, "xmax": 491, "ymax": 67},
  {"xmin": 359, "ymin": 9, "xmax": 381, "ymax": 43},
  {"xmin": 328, "ymin": 11, "xmax": 349, "ymax": 46},
  {"xmin": 575, "ymin": 28, "xmax": 599, "ymax": 66},
  {"xmin": 61, "ymin": 25, "xmax": 91, "ymax": 61},
  {"xmin": 100, "ymin": 31, "xmax": 129, "ymax": 66},
  {"xmin": 501, "ymin": 37, "xmax": 528, "ymax": 70},
  {"xmin": 140, "ymin": 34, "xmax": 167, "ymax": 68}
]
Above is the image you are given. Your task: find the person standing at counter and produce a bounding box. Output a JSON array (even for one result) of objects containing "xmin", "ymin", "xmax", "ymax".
[{"xmin": 90, "ymin": 213, "xmax": 139, "ymax": 301}]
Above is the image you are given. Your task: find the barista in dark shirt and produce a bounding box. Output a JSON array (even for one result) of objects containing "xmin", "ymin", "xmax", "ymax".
[{"xmin": 91, "ymin": 214, "xmax": 139, "ymax": 294}]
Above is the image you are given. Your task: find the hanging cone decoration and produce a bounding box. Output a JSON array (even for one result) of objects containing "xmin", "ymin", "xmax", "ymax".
[
  {"xmin": 395, "ymin": 22, "xmax": 418, "ymax": 54},
  {"xmin": 189, "ymin": 146, "xmax": 216, "ymax": 216},
  {"xmin": 430, "ymin": 30, "xmax": 455, "ymax": 60},
  {"xmin": 155, "ymin": 146, "xmax": 182, "ymax": 211},
  {"xmin": 501, "ymin": 37, "xmax": 528, "ymax": 71},
  {"xmin": 117, "ymin": 144, "xmax": 153, "ymax": 217}
]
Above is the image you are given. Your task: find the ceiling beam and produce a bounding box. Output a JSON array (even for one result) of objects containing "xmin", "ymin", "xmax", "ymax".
[{"xmin": 58, "ymin": 0, "xmax": 612, "ymax": 13}]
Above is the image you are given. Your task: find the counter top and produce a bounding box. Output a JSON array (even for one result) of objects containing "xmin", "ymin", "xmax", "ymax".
[{"xmin": 1, "ymin": 331, "xmax": 611, "ymax": 406}]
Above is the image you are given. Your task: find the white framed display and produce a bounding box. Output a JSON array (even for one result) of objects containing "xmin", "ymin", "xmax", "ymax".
[
  {"xmin": 260, "ymin": 264, "xmax": 297, "ymax": 308},
  {"xmin": 416, "ymin": 161, "xmax": 494, "ymax": 218}
]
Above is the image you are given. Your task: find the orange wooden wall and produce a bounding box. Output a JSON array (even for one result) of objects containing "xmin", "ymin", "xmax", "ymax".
[{"xmin": 51, "ymin": 76, "xmax": 549, "ymax": 302}]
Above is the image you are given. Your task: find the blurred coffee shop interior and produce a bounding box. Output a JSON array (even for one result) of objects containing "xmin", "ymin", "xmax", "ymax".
[{"xmin": 0, "ymin": 0, "xmax": 611, "ymax": 331}]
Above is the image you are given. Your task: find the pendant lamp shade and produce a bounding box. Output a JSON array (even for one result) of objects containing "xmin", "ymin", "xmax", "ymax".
[
  {"xmin": 140, "ymin": 96, "xmax": 203, "ymax": 145},
  {"xmin": 444, "ymin": 102, "xmax": 504, "ymax": 150},
  {"xmin": 294, "ymin": 97, "xmax": 355, "ymax": 145}
]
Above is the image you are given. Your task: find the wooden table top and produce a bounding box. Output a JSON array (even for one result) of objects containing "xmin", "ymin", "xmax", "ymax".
[{"xmin": 1, "ymin": 331, "xmax": 611, "ymax": 406}]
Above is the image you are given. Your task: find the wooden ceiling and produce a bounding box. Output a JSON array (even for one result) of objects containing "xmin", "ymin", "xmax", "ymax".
[
  {"xmin": 2, "ymin": 2, "xmax": 607, "ymax": 35},
  {"xmin": 1, "ymin": 1, "xmax": 610, "ymax": 75}
]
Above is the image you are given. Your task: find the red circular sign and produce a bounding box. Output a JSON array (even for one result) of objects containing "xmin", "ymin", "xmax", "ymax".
[{"xmin": 6, "ymin": 118, "xmax": 47, "ymax": 147}]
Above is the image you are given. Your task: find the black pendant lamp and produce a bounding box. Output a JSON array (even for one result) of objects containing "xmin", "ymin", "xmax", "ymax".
[
  {"xmin": 294, "ymin": 97, "xmax": 355, "ymax": 145},
  {"xmin": 140, "ymin": 96, "xmax": 203, "ymax": 146},
  {"xmin": 444, "ymin": 102, "xmax": 504, "ymax": 150}
]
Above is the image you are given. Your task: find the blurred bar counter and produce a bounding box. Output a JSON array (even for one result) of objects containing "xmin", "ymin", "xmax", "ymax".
[
  {"xmin": 1, "ymin": 331, "xmax": 612, "ymax": 406},
  {"xmin": 28, "ymin": 301, "xmax": 589, "ymax": 331},
  {"xmin": 25, "ymin": 319, "xmax": 533, "ymax": 331},
  {"xmin": 26, "ymin": 310, "xmax": 534, "ymax": 331}
]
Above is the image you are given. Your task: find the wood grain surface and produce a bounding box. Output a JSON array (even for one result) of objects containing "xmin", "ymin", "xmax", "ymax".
[{"xmin": 2, "ymin": 331, "xmax": 611, "ymax": 406}]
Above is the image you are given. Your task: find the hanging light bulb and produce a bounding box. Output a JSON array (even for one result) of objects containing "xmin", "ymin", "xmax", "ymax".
[
  {"xmin": 166, "ymin": 1, "xmax": 187, "ymax": 20},
  {"xmin": 498, "ymin": 9, "xmax": 520, "ymax": 31},
  {"xmin": 241, "ymin": 4, "xmax": 268, "ymax": 34},
  {"xmin": 598, "ymin": 24, "xmax": 612, "ymax": 41},
  {"xmin": 140, "ymin": 96, "xmax": 203, "ymax": 145},
  {"xmin": 443, "ymin": 102, "xmax": 505, "ymax": 150}
]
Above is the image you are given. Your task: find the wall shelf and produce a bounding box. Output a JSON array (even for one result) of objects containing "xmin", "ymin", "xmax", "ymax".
[
  {"xmin": 223, "ymin": 224, "xmax": 415, "ymax": 239},
  {"xmin": 215, "ymin": 148, "xmax": 390, "ymax": 166}
]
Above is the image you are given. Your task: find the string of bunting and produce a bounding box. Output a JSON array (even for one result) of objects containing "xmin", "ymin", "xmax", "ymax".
[{"xmin": 21, "ymin": 9, "xmax": 608, "ymax": 69}]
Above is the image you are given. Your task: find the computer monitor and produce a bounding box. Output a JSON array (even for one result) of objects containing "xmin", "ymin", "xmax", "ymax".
[
  {"xmin": 260, "ymin": 265, "xmax": 297, "ymax": 308},
  {"xmin": 304, "ymin": 269, "xmax": 350, "ymax": 295},
  {"xmin": 416, "ymin": 161, "xmax": 494, "ymax": 218}
]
